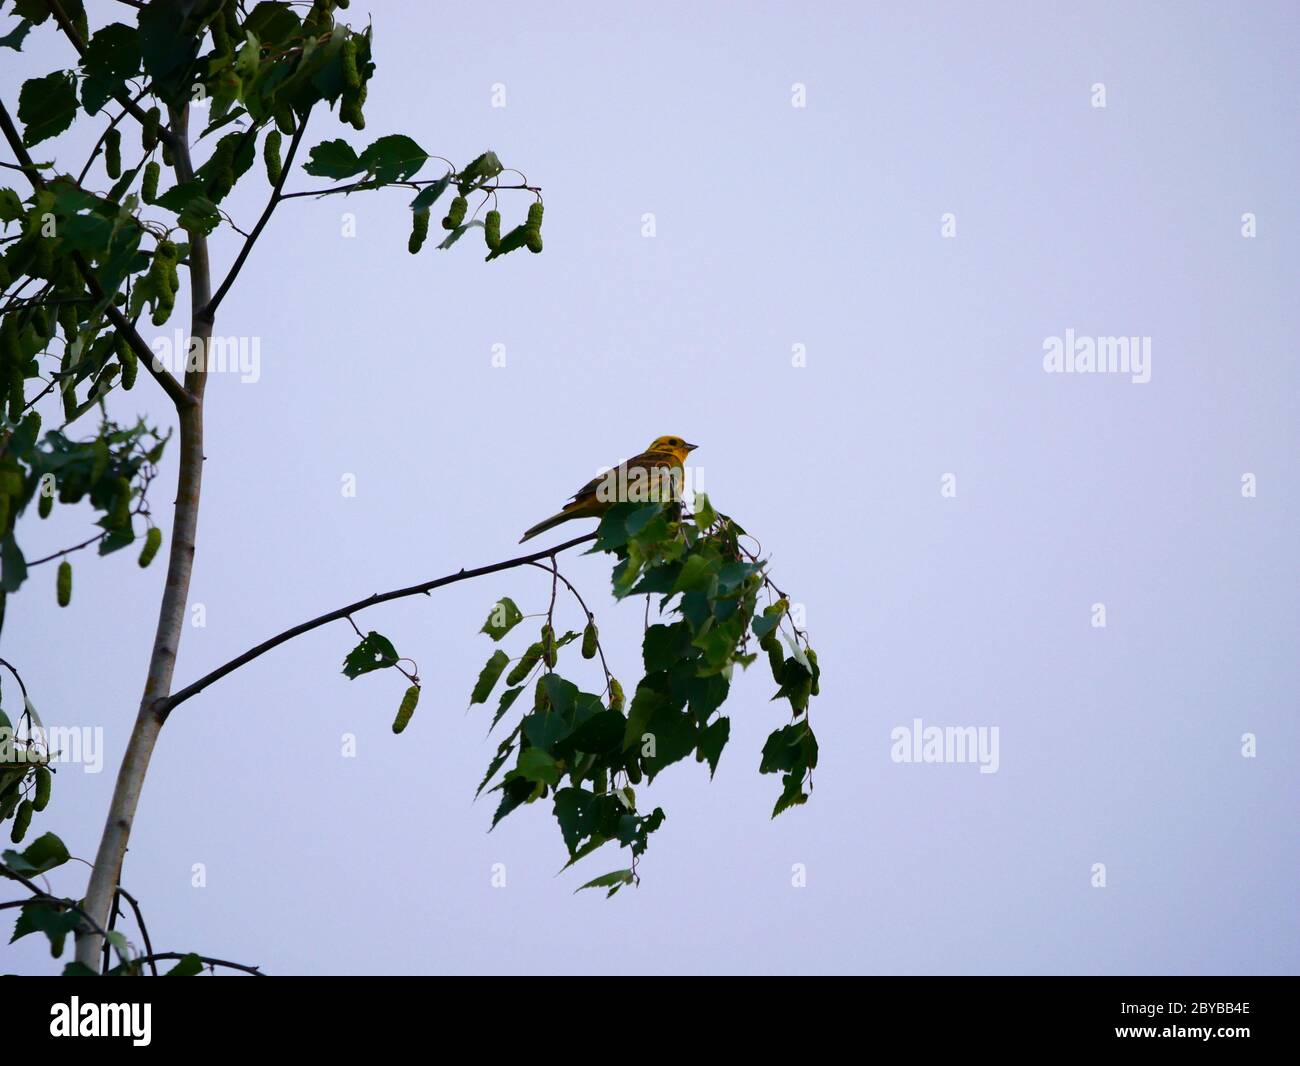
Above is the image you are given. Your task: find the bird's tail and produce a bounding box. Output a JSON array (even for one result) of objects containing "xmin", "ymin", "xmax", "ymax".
[{"xmin": 519, "ymin": 505, "xmax": 581, "ymax": 544}]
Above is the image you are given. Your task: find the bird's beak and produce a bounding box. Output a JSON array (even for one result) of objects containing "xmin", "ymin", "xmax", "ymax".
[{"xmin": 684, "ymin": 442, "xmax": 698, "ymax": 452}]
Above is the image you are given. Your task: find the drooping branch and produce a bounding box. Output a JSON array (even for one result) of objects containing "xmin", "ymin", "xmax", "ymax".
[{"xmin": 159, "ymin": 532, "xmax": 597, "ymax": 719}]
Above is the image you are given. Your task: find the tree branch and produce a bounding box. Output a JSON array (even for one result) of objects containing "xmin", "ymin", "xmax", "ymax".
[
  {"xmin": 160, "ymin": 531, "xmax": 598, "ymax": 719},
  {"xmin": 126, "ymin": 951, "xmax": 265, "ymax": 976},
  {"xmin": 200, "ymin": 116, "xmax": 309, "ymax": 322}
]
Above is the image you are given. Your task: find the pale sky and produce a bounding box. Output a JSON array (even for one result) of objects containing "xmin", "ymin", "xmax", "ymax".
[{"xmin": 3, "ymin": 0, "xmax": 1297, "ymax": 974}]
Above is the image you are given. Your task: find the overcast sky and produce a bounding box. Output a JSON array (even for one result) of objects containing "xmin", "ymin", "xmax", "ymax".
[{"xmin": 4, "ymin": 0, "xmax": 1297, "ymax": 974}]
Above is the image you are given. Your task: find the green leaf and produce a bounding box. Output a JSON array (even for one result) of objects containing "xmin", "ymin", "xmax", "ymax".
[
  {"xmin": 136, "ymin": 0, "xmax": 201, "ymax": 105},
  {"xmin": 165, "ymin": 952, "xmax": 204, "ymax": 976},
  {"xmin": 693, "ymin": 492, "xmax": 717, "ymax": 529},
  {"xmin": 672, "ymin": 554, "xmax": 716, "ymax": 595},
  {"xmin": 523, "ymin": 705, "xmax": 572, "ymax": 752},
  {"xmin": 18, "ymin": 71, "xmax": 77, "ymax": 147},
  {"xmin": 697, "ymin": 716, "xmax": 730, "ymax": 778},
  {"xmin": 480, "ymin": 596, "xmax": 523, "ymax": 640},
  {"xmin": 1, "ymin": 533, "xmax": 27, "ymax": 593},
  {"xmin": 484, "ymin": 221, "xmax": 532, "ymax": 262},
  {"xmin": 622, "ymin": 682, "xmax": 662, "ymax": 750},
  {"xmin": 1, "ymin": 831, "xmax": 71, "ymax": 877},
  {"xmin": 553, "ymin": 787, "xmax": 596, "ymax": 854},
  {"xmin": 575, "ymin": 868, "xmax": 634, "ymax": 897},
  {"xmin": 437, "ymin": 219, "xmax": 483, "ymax": 250},
  {"xmin": 759, "ymin": 721, "xmax": 817, "ymax": 775},
  {"xmin": 302, "ymin": 138, "xmax": 363, "ymax": 179},
  {"xmin": 565, "ymin": 710, "xmax": 626, "ymax": 756},
  {"xmin": 80, "ymin": 23, "xmax": 141, "ymax": 114},
  {"xmin": 642, "ymin": 622, "xmax": 693, "ymax": 673},
  {"xmin": 490, "ymin": 776, "xmax": 534, "ymax": 829},
  {"xmin": 341, "ymin": 631, "xmax": 400, "ymax": 679},
  {"xmin": 153, "ymin": 181, "xmax": 222, "ymax": 234},
  {"xmin": 476, "ymin": 727, "xmax": 519, "ymax": 797},
  {"xmin": 243, "ymin": 1, "xmax": 301, "ymax": 45},
  {"xmin": 470, "ymin": 650, "xmax": 509, "ymax": 704},
  {"xmin": 11, "ymin": 899, "xmax": 81, "ymax": 957},
  {"xmin": 360, "ymin": 134, "xmax": 428, "ymax": 184},
  {"xmin": 410, "ymin": 173, "xmax": 452, "ymax": 213},
  {"xmin": 513, "ymin": 747, "xmax": 560, "ymax": 787},
  {"xmin": 489, "ymin": 685, "xmax": 523, "ymax": 733}
]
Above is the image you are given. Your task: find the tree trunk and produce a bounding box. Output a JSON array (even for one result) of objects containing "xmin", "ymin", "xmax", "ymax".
[{"xmin": 75, "ymin": 105, "xmax": 211, "ymax": 968}]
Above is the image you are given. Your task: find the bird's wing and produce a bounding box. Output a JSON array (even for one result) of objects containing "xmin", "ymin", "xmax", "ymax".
[{"xmin": 567, "ymin": 449, "xmax": 679, "ymax": 503}]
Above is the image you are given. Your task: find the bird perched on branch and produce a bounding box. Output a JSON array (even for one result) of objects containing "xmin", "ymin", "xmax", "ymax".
[{"xmin": 519, "ymin": 436, "xmax": 698, "ymax": 543}]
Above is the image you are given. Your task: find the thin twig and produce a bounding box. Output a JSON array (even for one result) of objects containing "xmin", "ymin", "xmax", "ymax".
[
  {"xmin": 201, "ymin": 117, "xmax": 309, "ymax": 321},
  {"xmin": 160, "ymin": 532, "xmax": 598, "ymax": 719}
]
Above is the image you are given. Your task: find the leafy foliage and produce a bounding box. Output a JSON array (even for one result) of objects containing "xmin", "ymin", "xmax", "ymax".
[
  {"xmin": 459, "ymin": 495, "xmax": 821, "ymax": 890},
  {"xmin": 0, "ymin": 0, "xmax": 544, "ymax": 628}
]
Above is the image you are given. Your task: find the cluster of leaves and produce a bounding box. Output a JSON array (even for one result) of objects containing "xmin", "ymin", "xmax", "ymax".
[
  {"xmin": 0, "ymin": 416, "xmax": 167, "ymax": 601},
  {"xmin": 0, "ymin": 694, "xmax": 52, "ymax": 846},
  {"xmin": 0, "ymin": 0, "xmax": 541, "ymax": 624},
  {"xmin": 344, "ymin": 495, "xmax": 821, "ymax": 896},
  {"xmin": 496, "ymin": 496, "xmax": 819, "ymax": 892}
]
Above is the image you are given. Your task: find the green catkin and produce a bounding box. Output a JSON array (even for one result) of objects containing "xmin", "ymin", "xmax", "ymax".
[
  {"xmin": 392, "ymin": 685, "xmax": 419, "ymax": 734},
  {"xmin": 33, "ymin": 767, "xmax": 51, "ymax": 812},
  {"xmin": 484, "ymin": 209, "xmax": 501, "ymax": 251},
  {"xmin": 141, "ymin": 107, "xmax": 160, "ymax": 151},
  {"xmin": 7, "ymin": 372, "xmax": 21, "ymax": 420},
  {"xmin": 442, "ymin": 195, "xmax": 467, "ymax": 230},
  {"xmin": 541, "ymin": 624, "xmax": 557, "ymax": 668},
  {"xmin": 608, "ymin": 677, "xmax": 624, "ymax": 713},
  {"xmin": 340, "ymin": 82, "xmax": 366, "ymax": 130},
  {"xmin": 10, "ymin": 799, "xmax": 32, "ymax": 843},
  {"xmin": 506, "ymin": 643, "xmax": 542, "ymax": 686},
  {"xmin": 138, "ymin": 526, "xmax": 162, "ymax": 568},
  {"xmin": 118, "ymin": 336, "xmax": 138, "ymax": 390},
  {"xmin": 626, "ymin": 761, "xmax": 642, "ymax": 785},
  {"xmin": 525, "ymin": 201, "xmax": 543, "ymax": 253},
  {"xmin": 141, "ymin": 160, "xmax": 160, "ymax": 203},
  {"xmin": 0, "ymin": 789, "xmax": 17, "ymax": 822},
  {"xmin": 341, "ymin": 37, "xmax": 360, "ymax": 89},
  {"xmin": 56, "ymin": 559, "xmax": 71, "ymax": 607},
  {"xmin": 263, "ymin": 129, "xmax": 283, "ymax": 185},
  {"xmin": 408, "ymin": 211, "xmax": 428, "ymax": 254},
  {"xmin": 581, "ymin": 621, "xmax": 598, "ymax": 659},
  {"xmin": 533, "ymin": 674, "xmax": 548, "ymax": 711},
  {"xmin": 147, "ymin": 242, "xmax": 178, "ymax": 326},
  {"xmin": 273, "ymin": 106, "xmax": 295, "ymax": 135},
  {"xmin": 162, "ymin": 142, "xmax": 174, "ymax": 167},
  {"xmin": 38, "ymin": 491, "xmax": 53, "ymax": 519},
  {"xmin": 104, "ymin": 128, "xmax": 121, "ymax": 179},
  {"xmin": 110, "ymin": 477, "xmax": 131, "ymax": 526}
]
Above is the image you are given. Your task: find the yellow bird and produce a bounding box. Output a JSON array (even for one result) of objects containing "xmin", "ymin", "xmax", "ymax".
[{"xmin": 519, "ymin": 436, "xmax": 698, "ymax": 543}]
